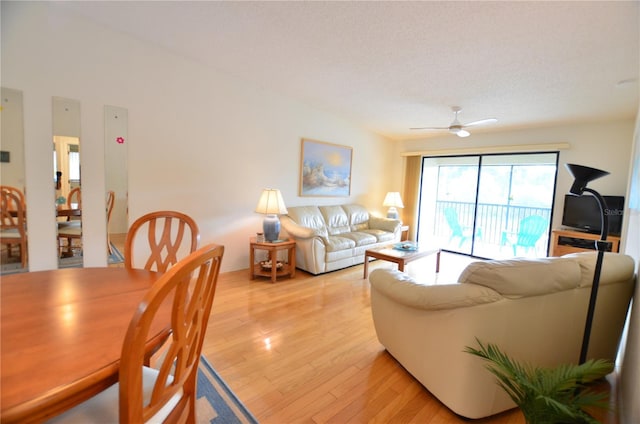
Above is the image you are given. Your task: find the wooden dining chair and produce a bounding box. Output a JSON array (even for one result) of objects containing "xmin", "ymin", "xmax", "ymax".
[
  {"xmin": 47, "ymin": 243, "xmax": 224, "ymax": 423},
  {"xmin": 66, "ymin": 187, "xmax": 82, "ymax": 221},
  {"xmin": 125, "ymin": 210, "xmax": 200, "ymax": 273},
  {"xmin": 0, "ymin": 189, "xmax": 28, "ymax": 268},
  {"xmin": 0, "ymin": 185, "xmax": 26, "ymax": 210},
  {"xmin": 0, "ymin": 186, "xmax": 27, "ymax": 263},
  {"xmin": 106, "ymin": 190, "xmax": 115, "ymax": 254}
]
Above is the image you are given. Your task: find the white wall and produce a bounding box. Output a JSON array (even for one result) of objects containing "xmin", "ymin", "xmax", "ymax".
[
  {"xmin": 400, "ymin": 120, "xmax": 635, "ymax": 234},
  {"xmin": 1, "ymin": 2, "xmax": 400, "ymax": 272},
  {"xmin": 0, "ymin": 88, "xmax": 25, "ymax": 189},
  {"xmin": 620, "ymin": 110, "xmax": 639, "ymax": 424}
]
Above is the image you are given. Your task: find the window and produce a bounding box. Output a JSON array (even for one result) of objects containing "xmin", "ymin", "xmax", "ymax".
[{"xmin": 418, "ymin": 152, "xmax": 558, "ymax": 259}]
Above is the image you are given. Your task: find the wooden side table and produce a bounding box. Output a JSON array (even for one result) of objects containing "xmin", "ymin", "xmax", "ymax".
[{"xmin": 249, "ymin": 237, "xmax": 296, "ymax": 283}]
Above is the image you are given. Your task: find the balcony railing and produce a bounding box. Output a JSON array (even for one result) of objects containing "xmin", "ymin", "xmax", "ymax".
[{"xmin": 428, "ymin": 200, "xmax": 552, "ymax": 258}]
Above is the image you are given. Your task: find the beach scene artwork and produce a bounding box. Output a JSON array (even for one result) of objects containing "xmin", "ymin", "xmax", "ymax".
[{"xmin": 300, "ymin": 139, "xmax": 352, "ymax": 197}]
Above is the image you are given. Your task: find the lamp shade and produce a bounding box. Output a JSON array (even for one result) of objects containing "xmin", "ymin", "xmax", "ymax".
[
  {"xmin": 255, "ymin": 189, "xmax": 288, "ymax": 215},
  {"xmin": 383, "ymin": 192, "xmax": 403, "ymax": 220},
  {"xmin": 565, "ymin": 164, "xmax": 610, "ymax": 195},
  {"xmin": 383, "ymin": 192, "xmax": 404, "ymax": 208},
  {"xmin": 255, "ymin": 189, "xmax": 287, "ymax": 242}
]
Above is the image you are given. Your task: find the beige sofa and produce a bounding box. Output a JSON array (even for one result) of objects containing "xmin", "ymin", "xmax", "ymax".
[
  {"xmin": 280, "ymin": 204, "xmax": 401, "ymax": 275},
  {"xmin": 368, "ymin": 252, "xmax": 636, "ymax": 419}
]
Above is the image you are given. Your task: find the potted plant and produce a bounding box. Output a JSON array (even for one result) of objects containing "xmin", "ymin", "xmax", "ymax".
[{"xmin": 465, "ymin": 339, "xmax": 613, "ymax": 424}]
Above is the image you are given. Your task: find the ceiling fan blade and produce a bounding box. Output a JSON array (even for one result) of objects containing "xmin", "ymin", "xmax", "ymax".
[
  {"xmin": 410, "ymin": 126, "xmax": 449, "ymax": 130},
  {"xmin": 463, "ymin": 118, "xmax": 498, "ymax": 128}
]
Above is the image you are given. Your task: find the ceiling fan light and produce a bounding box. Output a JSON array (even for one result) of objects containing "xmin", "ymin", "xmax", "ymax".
[{"xmin": 457, "ymin": 129, "xmax": 470, "ymax": 137}]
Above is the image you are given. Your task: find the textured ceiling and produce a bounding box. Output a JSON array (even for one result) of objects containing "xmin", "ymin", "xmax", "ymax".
[{"xmin": 58, "ymin": 1, "xmax": 639, "ymax": 140}]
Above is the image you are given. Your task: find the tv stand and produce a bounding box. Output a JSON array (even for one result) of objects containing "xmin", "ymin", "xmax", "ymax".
[{"xmin": 551, "ymin": 229, "xmax": 620, "ymax": 257}]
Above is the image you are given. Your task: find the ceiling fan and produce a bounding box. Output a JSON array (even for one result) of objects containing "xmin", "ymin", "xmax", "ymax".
[{"xmin": 411, "ymin": 106, "xmax": 497, "ymax": 137}]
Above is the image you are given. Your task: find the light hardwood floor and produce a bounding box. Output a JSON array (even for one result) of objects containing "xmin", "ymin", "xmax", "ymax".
[{"xmin": 194, "ymin": 252, "xmax": 618, "ymax": 424}]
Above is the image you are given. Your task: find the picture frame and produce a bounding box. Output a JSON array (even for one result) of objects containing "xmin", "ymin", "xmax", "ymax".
[{"xmin": 299, "ymin": 138, "xmax": 353, "ymax": 197}]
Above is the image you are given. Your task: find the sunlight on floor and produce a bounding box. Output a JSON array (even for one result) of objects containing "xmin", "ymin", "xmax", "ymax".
[{"xmin": 366, "ymin": 251, "xmax": 479, "ymax": 285}]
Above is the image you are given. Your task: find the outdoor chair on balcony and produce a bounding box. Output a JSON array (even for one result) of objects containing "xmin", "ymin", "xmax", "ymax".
[
  {"xmin": 502, "ymin": 215, "xmax": 548, "ymax": 257},
  {"xmin": 444, "ymin": 207, "xmax": 481, "ymax": 247}
]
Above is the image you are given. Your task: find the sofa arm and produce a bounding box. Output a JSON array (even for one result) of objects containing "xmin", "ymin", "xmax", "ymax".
[
  {"xmin": 369, "ymin": 269, "xmax": 502, "ymax": 311},
  {"xmin": 369, "ymin": 216, "xmax": 401, "ymax": 234},
  {"xmin": 281, "ymin": 216, "xmax": 321, "ymax": 239}
]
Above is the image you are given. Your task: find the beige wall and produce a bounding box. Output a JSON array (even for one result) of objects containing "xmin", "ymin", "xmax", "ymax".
[{"xmin": 1, "ymin": 2, "xmax": 400, "ymax": 272}]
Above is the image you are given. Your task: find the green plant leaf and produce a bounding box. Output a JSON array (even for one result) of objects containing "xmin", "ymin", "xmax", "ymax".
[{"xmin": 464, "ymin": 338, "xmax": 612, "ymax": 423}]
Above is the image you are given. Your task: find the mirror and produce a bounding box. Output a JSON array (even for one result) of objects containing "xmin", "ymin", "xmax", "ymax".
[
  {"xmin": 104, "ymin": 105, "xmax": 128, "ymax": 264},
  {"xmin": 0, "ymin": 87, "xmax": 28, "ymax": 273},
  {"xmin": 53, "ymin": 96, "xmax": 82, "ymax": 267}
]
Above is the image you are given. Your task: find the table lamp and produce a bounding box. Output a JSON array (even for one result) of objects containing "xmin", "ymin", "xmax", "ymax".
[
  {"xmin": 255, "ymin": 188, "xmax": 288, "ymax": 242},
  {"xmin": 565, "ymin": 163, "xmax": 611, "ymax": 364},
  {"xmin": 383, "ymin": 192, "xmax": 404, "ymax": 219}
]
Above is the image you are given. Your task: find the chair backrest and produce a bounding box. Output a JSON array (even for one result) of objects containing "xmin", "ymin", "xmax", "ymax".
[
  {"xmin": 444, "ymin": 207, "xmax": 463, "ymax": 236},
  {"xmin": 0, "ymin": 185, "xmax": 26, "ymax": 210},
  {"xmin": 106, "ymin": 191, "xmax": 115, "ymax": 254},
  {"xmin": 0, "ymin": 189, "xmax": 26, "ymax": 233},
  {"xmin": 119, "ymin": 243, "xmax": 224, "ymax": 423},
  {"xmin": 1, "ymin": 189, "xmax": 27, "ymax": 268},
  {"xmin": 106, "ymin": 191, "xmax": 115, "ymax": 228},
  {"xmin": 67, "ymin": 187, "xmax": 82, "ymax": 209},
  {"xmin": 516, "ymin": 215, "xmax": 548, "ymax": 247},
  {"xmin": 125, "ymin": 211, "xmax": 200, "ymax": 273}
]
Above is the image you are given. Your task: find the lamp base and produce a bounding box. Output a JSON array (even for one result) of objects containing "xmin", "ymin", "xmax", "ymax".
[
  {"xmin": 263, "ymin": 214, "xmax": 280, "ymax": 242},
  {"xmin": 387, "ymin": 207, "xmax": 399, "ymax": 220}
]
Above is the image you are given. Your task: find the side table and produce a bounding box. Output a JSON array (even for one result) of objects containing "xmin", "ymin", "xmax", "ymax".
[{"xmin": 249, "ymin": 237, "xmax": 296, "ymax": 283}]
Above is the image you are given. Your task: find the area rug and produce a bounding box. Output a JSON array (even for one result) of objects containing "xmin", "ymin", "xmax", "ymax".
[
  {"xmin": 56, "ymin": 242, "xmax": 124, "ymax": 268},
  {"xmin": 108, "ymin": 242, "xmax": 125, "ymax": 264},
  {"xmin": 197, "ymin": 356, "xmax": 258, "ymax": 424}
]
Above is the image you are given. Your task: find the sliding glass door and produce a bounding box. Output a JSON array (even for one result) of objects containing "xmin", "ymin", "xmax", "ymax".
[{"xmin": 418, "ymin": 152, "xmax": 558, "ymax": 259}]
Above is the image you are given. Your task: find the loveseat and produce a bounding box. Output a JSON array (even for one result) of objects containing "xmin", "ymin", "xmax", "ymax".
[
  {"xmin": 368, "ymin": 252, "xmax": 636, "ymax": 419},
  {"xmin": 280, "ymin": 204, "xmax": 401, "ymax": 275}
]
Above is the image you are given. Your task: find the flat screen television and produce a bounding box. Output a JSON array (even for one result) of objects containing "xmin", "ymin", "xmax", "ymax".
[{"xmin": 562, "ymin": 194, "xmax": 624, "ymax": 236}]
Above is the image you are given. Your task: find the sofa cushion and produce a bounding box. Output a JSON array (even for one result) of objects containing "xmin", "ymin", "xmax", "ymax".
[
  {"xmin": 343, "ymin": 204, "xmax": 371, "ymax": 231},
  {"xmin": 563, "ymin": 251, "xmax": 636, "ymax": 288},
  {"xmin": 459, "ymin": 257, "xmax": 581, "ymax": 298},
  {"xmin": 370, "ymin": 269, "xmax": 502, "ymax": 310},
  {"xmin": 320, "ymin": 205, "xmax": 351, "ymax": 235},
  {"xmin": 287, "ymin": 206, "xmax": 328, "ymax": 238},
  {"xmin": 325, "ymin": 235, "xmax": 356, "ymax": 252},
  {"xmin": 343, "ymin": 231, "xmax": 377, "ymax": 246},
  {"xmin": 358, "ymin": 228, "xmax": 395, "ymax": 242}
]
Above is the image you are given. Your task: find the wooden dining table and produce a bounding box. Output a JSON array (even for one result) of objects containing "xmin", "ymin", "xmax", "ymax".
[{"xmin": 0, "ymin": 267, "xmax": 170, "ymax": 423}]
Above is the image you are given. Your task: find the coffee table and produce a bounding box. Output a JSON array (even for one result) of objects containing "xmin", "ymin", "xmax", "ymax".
[{"xmin": 363, "ymin": 244, "xmax": 441, "ymax": 279}]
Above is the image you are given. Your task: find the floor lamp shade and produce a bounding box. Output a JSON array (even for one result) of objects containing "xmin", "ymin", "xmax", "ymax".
[
  {"xmin": 255, "ymin": 189, "xmax": 288, "ymax": 242},
  {"xmin": 565, "ymin": 163, "xmax": 610, "ymax": 195},
  {"xmin": 565, "ymin": 163, "xmax": 611, "ymax": 364},
  {"xmin": 383, "ymin": 192, "xmax": 404, "ymax": 220}
]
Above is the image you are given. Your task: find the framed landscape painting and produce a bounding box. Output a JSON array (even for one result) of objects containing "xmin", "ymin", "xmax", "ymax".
[{"xmin": 299, "ymin": 138, "xmax": 352, "ymax": 197}]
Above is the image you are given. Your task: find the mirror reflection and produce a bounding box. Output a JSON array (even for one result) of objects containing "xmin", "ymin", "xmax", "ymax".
[
  {"xmin": 53, "ymin": 97, "xmax": 83, "ymax": 267},
  {"xmin": 104, "ymin": 105, "xmax": 128, "ymax": 264},
  {"xmin": 0, "ymin": 87, "xmax": 28, "ymax": 274}
]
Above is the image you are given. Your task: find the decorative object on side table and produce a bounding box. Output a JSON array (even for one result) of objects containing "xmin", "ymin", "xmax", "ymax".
[
  {"xmin": 565, "ymin": 163, "xmax": 612, "ymax": 365},
  {"xmin": 393, "ymin": 241, "xmax": 417, "ymax": 251},
  {"xmin": 383, "ymin": 191, "xmax": 404, "ymax": 219},
  {"xmin": 255, "ymin": 188, "xmax": 288, "ymax": 242}
]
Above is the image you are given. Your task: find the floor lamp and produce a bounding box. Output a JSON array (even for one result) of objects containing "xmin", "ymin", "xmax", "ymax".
[{"xmin": 565, "ymin": 164, "xmax": 612, "ymax": 364}]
